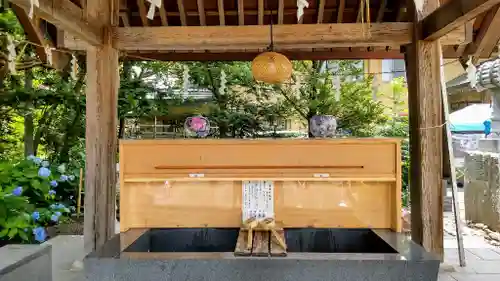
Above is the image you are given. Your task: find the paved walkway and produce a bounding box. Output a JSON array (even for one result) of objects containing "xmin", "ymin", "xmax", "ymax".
[{"xmin": 438, "ymin": 188, "xmax": 500, "ymax": 281}]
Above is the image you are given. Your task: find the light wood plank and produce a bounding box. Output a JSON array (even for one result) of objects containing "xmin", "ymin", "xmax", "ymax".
[
  {"xmin": 84, "ymin": 0, "xmax": 120, "ymax": 253},
  {"xmin": 234, "ymin": 229, "xmax": 252, "ymax": 256},
  {"xmin": 270, "ymin": 230, "xmax": 287, "ymax": 257},
  {"xmin": 218, "ymin": 0, "xmax": 225, "ymax": 25},
  {"xmin": 9, "ymin": 0, "xmax": 102, "ymax": 45},
  {"xmin": 251, "ymin": 231, "xmax": 269, "ymax": 256},
  {"xmin": 119, "ymin": 139, "xmax": 401, "ymax": 230},
  {"xmin": 421, "ymin": 0, "xmax": 500, "ymax": 40}
]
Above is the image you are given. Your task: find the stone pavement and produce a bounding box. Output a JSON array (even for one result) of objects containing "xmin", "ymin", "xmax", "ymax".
[
  {"xmin": 438, "ymin": 187, "xmax": 500, "ymax": 281},
  {"xmin": 439, "ymin": 247, "xmax": 500, "ymax": 281}
]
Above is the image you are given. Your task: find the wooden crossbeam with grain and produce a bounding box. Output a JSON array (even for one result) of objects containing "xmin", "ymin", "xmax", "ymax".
[
  {"xmin": 421, "ymin": 0, "xmax": 500, "ymax": 41},
  {"xmin": 462, "ymin": 5, "xmax": 500, "ymax": 62},
  {"xmin": 112, "ymin": 23, "xmax": 468, "ymax": 51},
  {"xmin": 9, "ymin": 0, "xmax": 103, "ymax": 45}
]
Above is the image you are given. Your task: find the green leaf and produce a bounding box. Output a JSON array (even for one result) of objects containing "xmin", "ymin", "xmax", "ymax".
[
  {"xmin": 8, "ymin": 228, "xmax": 18, "ymax": 239},
  {"xmin": 0, "ymin": 228, "xmax": 9, "ymax": 237},
  {"xmin": 25, "ymin": 171, "xmax": 38, "ymax": 178},
  {"xmin": 18, "ymin": 230, "xmax": 29, "ymax": 241},
  {"xmin": 31, "ymin": 179, "xmax": 41, "ymax": 190}
]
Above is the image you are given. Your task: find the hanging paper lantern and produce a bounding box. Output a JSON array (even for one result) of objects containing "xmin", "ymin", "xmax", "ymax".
[
  {"xmin": 184, "ymin": 116, "xmax": 210, "ymax": 138},
  {"xmin": 251, "ymin": 52, "xmax": 293, "ymax": 84}
]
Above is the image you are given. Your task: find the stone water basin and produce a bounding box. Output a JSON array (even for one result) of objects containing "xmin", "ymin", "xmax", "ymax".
[{"xmin": 85, "ymin": 228, "xmax": 440, "ymax": 281}]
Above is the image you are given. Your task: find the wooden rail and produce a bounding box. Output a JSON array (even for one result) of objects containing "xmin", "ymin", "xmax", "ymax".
[{"xmin": 155, "ymin": 165, "xmax": 365, "ymax": 170}]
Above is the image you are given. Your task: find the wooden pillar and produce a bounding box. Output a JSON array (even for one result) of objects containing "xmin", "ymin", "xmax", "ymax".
[
  {"xmin": 84, "ymin": 0, "xmax": 120, "ymax": 253},
  {"xmin": 404, "ymin": 0, "xmax": 444, "ymax": 259}
]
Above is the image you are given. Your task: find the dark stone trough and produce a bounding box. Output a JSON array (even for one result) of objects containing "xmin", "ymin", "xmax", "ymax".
[{"xmin": 85, "ymin": 228, "xmax": 440, "ymax": 281}]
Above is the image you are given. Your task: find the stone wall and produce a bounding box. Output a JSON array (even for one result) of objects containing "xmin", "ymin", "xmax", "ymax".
[{"xmin": 464, "ymin": 151, "xmax": 500, "ymax": 232}]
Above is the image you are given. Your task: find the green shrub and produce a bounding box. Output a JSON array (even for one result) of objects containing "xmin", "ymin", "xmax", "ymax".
[{"xmin": 0, "ymin": 156, "xmax": 79, "ymax": 243}]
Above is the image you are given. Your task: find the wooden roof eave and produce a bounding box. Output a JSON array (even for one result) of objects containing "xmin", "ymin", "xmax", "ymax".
[{"xmin": 11, "ymin": 0, "xmax": 494, "ymax": 61}]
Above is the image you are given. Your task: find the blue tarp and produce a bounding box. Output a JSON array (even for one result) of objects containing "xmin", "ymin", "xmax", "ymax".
[{"xmin": 449, "ymin": 104, "xmax": 492, "ymax": 133}]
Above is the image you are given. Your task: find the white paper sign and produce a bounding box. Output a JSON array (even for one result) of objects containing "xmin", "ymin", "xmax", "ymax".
[{"xmin": 242, "ymin": 180, "xmax": 274, "ymax": 222}]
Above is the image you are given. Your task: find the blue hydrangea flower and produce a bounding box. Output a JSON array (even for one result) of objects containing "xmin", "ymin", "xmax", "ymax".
[
  {"xmin": 32, "ymin": 211, "xmax": 40, "ymax": 221},
  {"xmin": 50, "ymin": 204, "xmax": 56, "ymax": 209},
  {"xmin": 33, "ymin": 227, "xmax": 46, "ymax": 242},
  {"xmin": 59, "ymin": 175, "xmax": 69, "ymax": 182},
  {"xmin": 27, "ymin": 155, "xmax": 36, "ymax": 161},
  {"xmin": 55, "ymin": 211, "xmax": 62, "ymax": 217},
  {"xmin": 48, "ymin": 190, "xmax": 56, "ymax": 196},
  {"xmin": 42, "ymin": 161, "xmax": 50, "ymax": 167},
  {"xmin": 50, "ymin": 180, "xmax": 58, "ymax": 188},
  {"xmin": 57, "ymin": 203, "xmax": 65, "ymax": 209},
  {"xmin": 50, "ymin": 214, "xmax": 59, "ymax": 222},
  {"xmin": 38, "ymin": 167, "xmax": 51, "ymax": 178},
  {"xmin": 33, "ymin": 157, "xmax": 42, "ymax": 165},
  {"xmin": 12, "ymin": 186, "xmax": 23, "ymax": 196}
]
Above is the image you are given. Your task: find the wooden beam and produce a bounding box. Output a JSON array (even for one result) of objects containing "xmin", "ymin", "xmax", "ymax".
[
  {"xmin": 238, "ymin": 0, "xmax": 244, "ymax": 25},
  {"xmin": 337, "ymin": 0, "xmax": 345, "ymax": 23},
  {"xmin": 126, "ymin": 49, "xmax": 405, "ymax": 61},
  {"xmin": 177, "ymin": 0, "xmax": 187, "ymax": 26},
  {"xmin": 405, "ymin": 0, "xmax": 444, "ymax": 259},
  {"xmin": 356, "ymin": 0, "xmax": 363, "ymax": 22},
  {"xmin": 376, "ymin": 0, "xmax": 387, "ymax": 22},
  {"xmin": 84, "ymin": 0, "xmax": 120, "ymax": 253},
  {"xmin": 9, "ymin": 0, "xmax": 102, "ymax": 45},
  {"xmin": 113, "ymin": 23, "xmax": 468, "ymax": 51},
  {"xmin": 218, "ymin": 0, "xmax": 225, "ymax": 25},
  {"xmin": 136, "ymin": 0, "xmax": 150, "ymax": 26},
  {"xmin": 421, "ymin": 0, "xmax": 500, "ymax": 40},
  {"xmin": 197, "ymin": 0, "xmax": 206, "ymax": 26},
  {"xmin": 317, "ymin": 0, "xmax": 325, "ymax": 23},
  {"xmin": 258, "ymin": 0, "xmax": 264, "ymax": 25},
  {"xmin": 11, "ymin": 5, "xmax": 48, "ymax": 62},
  {"xmin": 120, "ymin": 12, "xmax": 131, "ymax": 27},
  {"xmin": 462, "ymin": 5, "xmax": 500, "ymax": 61},
  {"xmin": 278, "ymin": 0, "xmax": 284, "ymax": 24},
  {"xmin": 159, "ymin": 4, "xmax": 169, "ymax": 26}
]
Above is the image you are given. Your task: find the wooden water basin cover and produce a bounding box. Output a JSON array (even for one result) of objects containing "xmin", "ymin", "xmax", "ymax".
[{"xmin": 119, "ymin": 139, "xmax": 402, "ymax": 241}]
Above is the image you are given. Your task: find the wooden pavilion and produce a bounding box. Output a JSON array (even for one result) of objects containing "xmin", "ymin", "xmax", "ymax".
[{"xmin": 8, "ymin": 0, "xmax": 500, "ymax": 259}]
